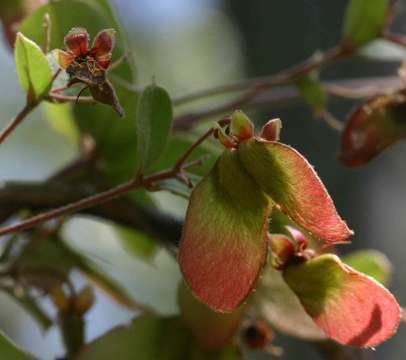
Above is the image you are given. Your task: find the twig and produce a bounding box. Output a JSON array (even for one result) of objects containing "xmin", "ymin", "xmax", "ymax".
[
  {"xmin": 0, "ymin": 160, "xmax": 203, "ymax": 237},
  {"xmin": 173, "ymin": 76, "xmax": 401, "ymax": 130},
  {"xmin": 316, "ymin": 109, "xmax": 344, "ymax": 132},
  {"xmin": 173, "ymin": 46, "xmax": 352, "ymax": 130},
  {"xmin": 0, "ymin": 103, "xmax": 37, "ymax": 145},
  {"xmin": 42, "ymin": 13, "xmax": 51, "ymax": 54},
  {"xmin": 0, "ymin": 120, "xmax": 217, "ymax": 236},
  {"xmin": 174, "ymin": 127, "xmax": 217, "ymax": 171},
  {"xmin": 0, "ymin": 181, "xmax": 183, "ymax": 246},
  {"xmin": 173, "ymin": 45, "xmax": 350, "ymax": 106},
  {"xmin": 48, "ymin": 92, "xmax": 95, "ymax": 103},
  {"xmin": 0, "ymin": 179, "xmax": 138, "ymax": 236},
  {"xmin": 108, "ymin": 53, "xmax": 128, "ymax": 72}
]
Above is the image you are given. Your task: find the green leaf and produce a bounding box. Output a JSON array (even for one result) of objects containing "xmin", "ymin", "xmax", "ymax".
[
  {"xmin": 296, "ymin": 72, "xmax": 327, "ymax": 112},
  {"xmin": 2, "ymin": 289, "xmax": 52, "ymax": 331},
  {"xmin": 11, "ymin": 233, "xmax": 143, "ymax": 311},
  {"xmin": 41, "ymin": 102, "xmax": 80, "ymax": 145},
  {"xmin": 136, "ymin": 84, "xmax": 173, "ymax": 173},
  {"xmin": 0, "ymin": 330, "xmax": 34, "ymax": 360},
  {"xmin": 76, "ymin": 315, "xmax": 242, "ymax": 360},
  {"xmin": 78, "ymin": 260, "xmax": 148, "ymax": 311},
  {"xmin": 115, "ymin": 226, "xmax": 157, "ymax": 261},
  {"xmin": 342, "ymin": 0, "xmax": 388, "ymax": 47},
  {"xmin": 11, "ymin": 235, "xmax": 80, "ymax": 293},
  {"xmin": 179, "ymin": 150, "xmax": 272, "ymax": 312},
  {"xmin": 77, "ymin": 82, "xmax": 139, "ymax": 183},
  {"xmin": 59, "ymin": 241, "xmax": 147, "ymax": 311},
  {"xmin": 14, "ymin": 32, "xmax": 52, "ymax": 101},
  {"xmin": 343, "ymin": 249, "xmax": 392, "ymax": 285}
]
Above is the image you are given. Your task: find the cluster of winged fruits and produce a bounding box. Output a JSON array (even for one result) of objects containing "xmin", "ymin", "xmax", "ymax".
[
  {"xmin": 50, "ymin": 28, "xmax": 402, "ymax": 350},
  {"xmin": 177, "ymin": 111, "xmax": 402, "ymax": 349}
]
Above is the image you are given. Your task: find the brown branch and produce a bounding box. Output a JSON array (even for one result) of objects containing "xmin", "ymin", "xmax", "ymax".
[
  {"xmin": 42, "ymin": 13, "xmax": 51, "ymax": 54},
  {"xmin": 0, "ymin": 108, "xmax": 224, "ymax": 238},
  {"xmin": 0, "ymin": 181, "xmax": 182, "ymax": 246},
  {"xmin": 0, "ymin": 155, "xmax": 208, "ymax": 237},
  {"xmin": 173, "ymin": 76, "xmax": 401, "ymax": 130},
  {"xmin": 0, "ymin": 103, "xmax": 37, "ymax": 145},
  {"xmin": 48, "ymin": 92, "xmax": 95, "ymax": 103},
  {"xmin": 173, "ymin": 45, "xmax": 350, "ymax": 107}
]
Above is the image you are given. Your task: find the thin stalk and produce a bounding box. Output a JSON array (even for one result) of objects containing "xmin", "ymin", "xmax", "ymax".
[{"xmin": 0, "ymin": 103, "xmax": 37, "ymax": 145}]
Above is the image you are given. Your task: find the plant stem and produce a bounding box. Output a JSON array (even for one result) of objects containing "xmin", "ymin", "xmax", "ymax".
[
  {"xmin": 173, "ymin": 45, "xmax": 350, "ymax": 106},
  {"xmin": 316, "ymin": 109, "xmax": 344, "ymax": 132},
  {"xmin": 43, "ymin": 13, "xmax": 51, "ymax": 54},
  {"xmin": 0, "ymin": 120, "xmax": 212, "ymax": 236},
  {"xmin": 0, "ymin": 103, "xmax": 37, "ymax": 145},
  {"xmin": 0, "ymin": 160, "xmax": 201, "ymax": 237},
  {"xmin": 174, "ymin": 126, "xmax": 218, "ymax": 171},
  {"xmin": 48, "ymin": 92, "xmax": 95, "ymax": 103},
  {"xmin": 173, "ymin": 46, "xmax": 353, "ymax": 130},
  {"xmin": 60, "ymin": 313, "xmax": 84, "ymax": 359},
  {"xmin": 173, "ymin": 75, "xmax": 400, "ymax": 130}
]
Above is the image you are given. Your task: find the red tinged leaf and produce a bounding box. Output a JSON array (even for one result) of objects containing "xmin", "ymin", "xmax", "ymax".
[
  {"xmin": 340, "ymin": 91, "xmax": 406, "ymax": 167},
  {"xmin": 91, "ymin": 29, "xmax": 115, "ymax": 58},
  {"xmin": 179, "ymin": 150, "xmax": 272, "ymax": 312},
  {"xmin": 64, "ymin": 27, "xmax": 89, "ymax": 56},
  {"xmin": 238, "ymin": 139, "xmax": 352, "ymax": 244},
  {"xmin": 283, "ymin": 254, "xmax": 401, "ymax": 348}
]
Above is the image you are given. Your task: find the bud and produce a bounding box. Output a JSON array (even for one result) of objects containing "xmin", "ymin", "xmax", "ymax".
[
  {"xmin": 230, "ymin": 110, "xmax": 254, "ymax": 142},
  {"xmin": 269, "ymin": 233, "xmax": 295, "ymax": 270},
  {"xmin": 285, "ymin": 225, "xmax": 308, "ymax": 254},
  {"xmin": 214, "ymin": 123, "xmax": 236, "ymax": 149},
  {"xmin": 74, "ymin": 286, "xmax": 95, "ymax": 315},
  {"xmin": 51, "ymin": 285, "xmax": 71, "ymax": 313},
  {"xmin": 241, "ymin": 320, "xmax": 272, "ymax": 349},
  {"xmin": 241, "ymin": 320, "xmax": 283, "ymax": 355},
  {"xmin": 259, "ymin": 118, "xmax": 282, "ymax": 142}
]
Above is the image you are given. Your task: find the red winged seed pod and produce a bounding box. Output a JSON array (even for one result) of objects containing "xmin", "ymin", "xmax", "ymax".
[
  {"xmin": 53, "ymin": 28, "xmax": 124, "ymax": 116},
  {"xmin": 179, "ymin": 111, "xmax": 352, "ymax": 312},
  {"xmin": 54, "ymin": 28, "xmax": 115, "ymax": 72}
]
